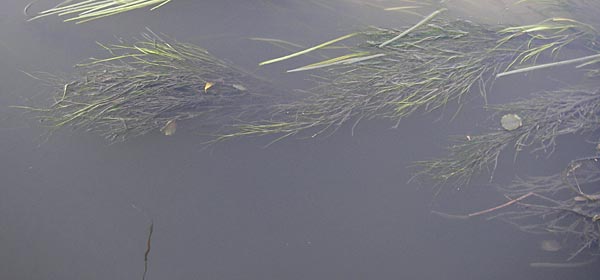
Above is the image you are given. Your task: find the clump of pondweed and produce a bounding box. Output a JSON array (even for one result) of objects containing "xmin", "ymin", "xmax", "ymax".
[
  {"xmin": 215, "ymin": 13, "xmax": 597, "ymax": 145},
  {"xmin": 17, "ymin": 31, "xmax": 270, "ymax": 143},
  {"xmin": 420, "ymin": 87, "xmax": 600, "ymax": 262},
  {"xmin": 416, "ymin": 87, "xmax": 600, "ymax": 186}
]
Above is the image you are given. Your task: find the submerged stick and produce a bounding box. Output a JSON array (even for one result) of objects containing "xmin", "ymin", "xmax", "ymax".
[
  {"xmin": 142, "ymin": 220, "xmax": 154, "ymax": 280},
  {"xmin": 496, "ymin": 53, "xmax": 600, "ymax": 78},
  {"xmin": 432, "ymin": 192, "xmax": 535, "ymax": 220},
  {"xmin": 378, "ymin": 8, "xmax": 447, "ymax": 48},
  {"xmin": 468, "ymin": 192, "xmax": 534, "ymax": 217}
]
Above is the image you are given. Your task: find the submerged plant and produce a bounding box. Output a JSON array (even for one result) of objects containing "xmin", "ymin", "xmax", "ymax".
[
  {"xmin": 214, "ymin": 12, "xmax": 597, "ymax": 145},
  {"xmin": 431, "ymin": 156, "xmax": 600, "ymax": 263},
  {"xmin": 27, "ymin": 0, "xmax": 171, "ymax": 24},
  {"xmin": 420, "ymin": 81, "xmax": 600, "ymax": 263},
  {"xmin": 16, "ymin": 31, "xmax": 268, "ymax": 142},
  {"xmin": 416, "ymin": 87, "xmax": 600, "ymax": 186},
  {"xmin": 496, "ymin": 157, "xmax": 599, "ymax": 262}
]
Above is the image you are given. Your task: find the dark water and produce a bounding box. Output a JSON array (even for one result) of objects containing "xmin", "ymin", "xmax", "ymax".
[{"xmin": 1, "ymin": 1, "xmax": 599, "ymax": 279}]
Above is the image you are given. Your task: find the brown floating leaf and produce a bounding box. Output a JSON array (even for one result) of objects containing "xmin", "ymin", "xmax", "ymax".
[{"xmin": 204, "ymin": 82, "xmax": 214, "ymax": 93}]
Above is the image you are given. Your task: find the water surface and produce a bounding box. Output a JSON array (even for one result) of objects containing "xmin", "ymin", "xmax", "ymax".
[{"xmin": 1, "ymin": 1, "xmax": 598, "ymax": 279}]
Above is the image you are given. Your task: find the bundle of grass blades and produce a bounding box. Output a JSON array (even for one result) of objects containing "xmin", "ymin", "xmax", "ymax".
[
  {"xmin": 215, "ymin": 12, "xmax": 597, "ymax": 144},
  {"xmin": 20, "ymin": 32, "xmax": 266, "ymax": 143},
  {"xmin": 416, "ymin": 87, "xmax": 600, "ymax": 186},
  {"xmin": 27, "ymin": 0, "xmax": 171, "ymax": 24}
]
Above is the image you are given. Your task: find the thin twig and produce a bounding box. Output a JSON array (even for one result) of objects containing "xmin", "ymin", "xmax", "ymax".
[
  {"xmin": 142, "ymin": 220, "xmax": 154, "ymax": 280},
  {"xmin": 468, "ymin": 192, "xmax": 534, "ymax": 217},
  {"xmin": 432, "ymin": 192, "xmax": 535, "ymax": 219}
]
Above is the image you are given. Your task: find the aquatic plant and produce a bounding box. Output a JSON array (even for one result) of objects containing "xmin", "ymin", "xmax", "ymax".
[
  {"xmin": 416, "ymin": 87, "xmax": 600, "ymax": 185},
  {"xmin": 16, "ymin": 31, "xmax": 268, "ymax": 142},
  {"xmin": 385, "ymin": 3, "xmax": 600, "ymax": 264},
  {"xmin": 430, "ymin": 155, "xmax": 600, "ymax": 262},
  {"xmin": 501, "ymin": 156, "xmax": 600, "ymax": 259},
  {"xmin": 240, "ymin": 7, "xmax": 600, "ymax": 259},
  {"xmin": 214, "ymin": 12, "xmax": 597, "ymax": 145},
  {"xmin": 420, "ymin": 85, "xmax": 600, "ymax": 262},
  {"xmin": 27, "ymin": 0, "xmax": 171, "ymax": 24}
]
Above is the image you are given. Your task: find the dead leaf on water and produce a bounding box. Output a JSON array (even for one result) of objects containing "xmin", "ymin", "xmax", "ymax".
[
  {"xmin": 204, "ymin": 82, "xmax": 214, "ymax": 93},
  {"xmin": 160, "ymin": 119, "xmax": 177, "ymax": 136}
]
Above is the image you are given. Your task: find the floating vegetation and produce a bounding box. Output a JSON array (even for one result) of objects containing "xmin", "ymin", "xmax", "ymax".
[
  {"xmin": 259, "ymin": 32, "xmax": 360, "ymax": 66},
  {"xmin": 16, "ymin": 31, "xmax": 268, "ymax": 143},
  {"xmin": 364, "ymin": 3, "xmax": 600, "ymax": 264},
  {"xmin": 27, "ymin": 0, "xmax": 171, "ymax": 24},
  {"xmin": 349, "ymin": 0, "xmax": 439, "ymax": 16},
  {"xmin": 417, "ymin": 87, "xmax": 600, "ymax": 185},
  {"xmin": 215, "ymin": 13, "xmax": 597, "ymax": 145}
]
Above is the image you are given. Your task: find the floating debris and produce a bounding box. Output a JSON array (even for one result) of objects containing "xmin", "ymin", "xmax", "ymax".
[
  {"xmin": 574, "ymin": 193, "xmax": 600, "ymax": 201},
  {"xmin": 500, "ymin": 113, "xmax": 522, "ymax": 131},
  {"xmin": 231, "ymin": 84, "xmax": 247, "ymax": 91},
  {"xmin": 540, "ymin": 239, "xmax": 562, "ymax": 252},
  {"xmin": 160, "ymin": 119, "xmax": 177, "ymax": 136},
  {"xmin": 204, "ymin": 82, "xmax": 214, "ymax": 93},
  {"xmin": 225, "ymin": 15, "xmax": 595, "ymax": 144}
]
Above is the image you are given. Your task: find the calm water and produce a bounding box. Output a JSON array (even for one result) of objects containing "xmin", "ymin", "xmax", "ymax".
[{"xmin": 1, "ymin": 1, "xmax": 598, "ymax": 279}]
